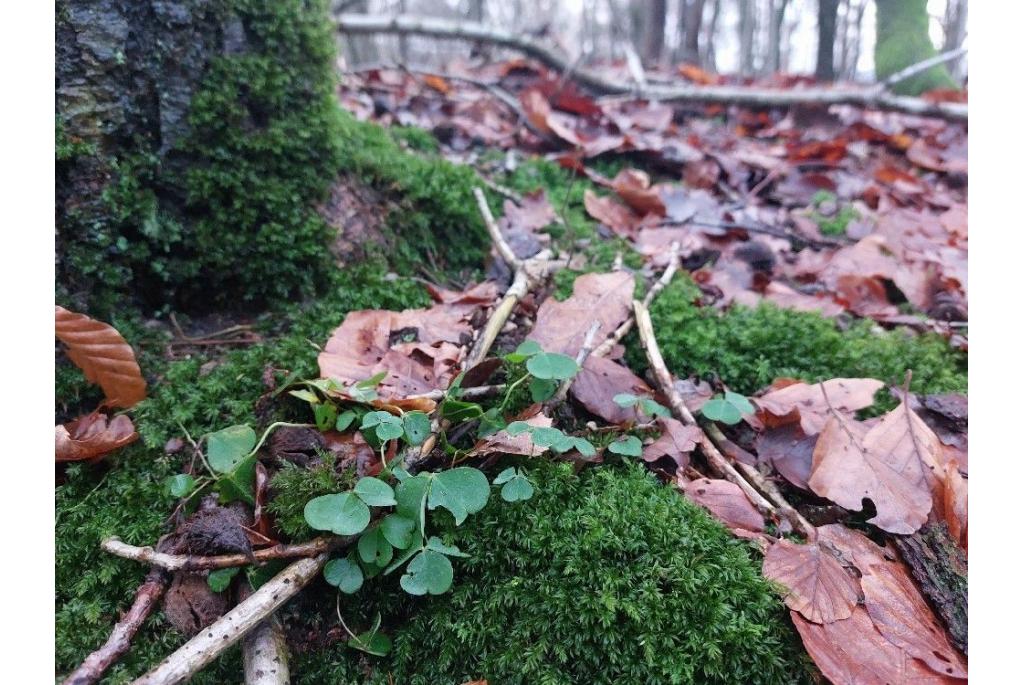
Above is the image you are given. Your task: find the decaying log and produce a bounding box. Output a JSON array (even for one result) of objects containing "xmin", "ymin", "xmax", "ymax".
[
  {"xmin": 892, "ymin": 522, "xmax": 968, "ymax": 655},
  {"xmin": 334, "ymin": 14, "xmax": 968, "ymax": 121}
]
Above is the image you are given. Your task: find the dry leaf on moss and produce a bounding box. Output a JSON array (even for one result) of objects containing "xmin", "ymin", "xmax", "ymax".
[
  {"xmin": 56, "ymin": 412, "xmax": 138, "ymax": 462},
  {"xmin": 762, "ymin": 538, "xmax": 861, "ymax": 624},
  {"xmin": 55, "ymin": 305, "xmax": 147, "ymax": 408}
]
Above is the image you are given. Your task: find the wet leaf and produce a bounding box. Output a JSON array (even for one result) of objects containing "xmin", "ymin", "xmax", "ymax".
[
  {"xmin": 682, "ymin": 478, "xmax": 764, "ymax": 533},
  {"xmin": 762, "ymin": 539, "xmax": 861, "ymax": 624}
]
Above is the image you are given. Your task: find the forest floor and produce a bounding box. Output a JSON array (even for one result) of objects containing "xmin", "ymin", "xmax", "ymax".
[{"xmin": 56, "ymin": 58, "xmax": 967, "ymax": 684}]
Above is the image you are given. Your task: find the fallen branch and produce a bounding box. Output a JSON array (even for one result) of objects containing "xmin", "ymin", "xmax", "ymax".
[
  {"xmin": 592, "ymin": 242, "xmax": 681, "ymax": 359},
  {"xmin": 61, "ymin": 567, "xmax": 169, "ymax": 685},
  {"xmin": 334, "ymin": 14, "xmax": 967, "ymax": 121},
  {"xmin": 876, "ymin": 47, "xmax": 968, "ymax": 92},
  {"xmin": 102, "ymin": 537, "xmax": 336, "ymax": 571},
  {"xmin": 240, "ymin": 586, "xmax": 290, "ymax": 685},
  {"xmin": 132, "ymin": 555, "xmax": 328, "ymax": 685},
  {"xmin": 633, "ymin": 299, "xmax": 815, "ymax": 539}
]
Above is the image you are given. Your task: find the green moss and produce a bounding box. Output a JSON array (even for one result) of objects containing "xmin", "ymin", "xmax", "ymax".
[
  {"xmin": 809, "ymin": 191, "xmax": 858, "ymax": 236},
  {"xmin": 268, "ymin": 454, "xmax": 357, "ymax": 540},
  {"xmin": 55, "ymin": 261, "xmax": 431, "ymax": 681},
  {"xmin": 626, "ymin": 275, "xmax": 966, "ymax": 405},
  {"xmin": 875, "ymin": 0, "xmax": 957, "ymax": 95},
  {"xmin": 296, "ymin": 460, "xmax": 813, "ymax": 684}
]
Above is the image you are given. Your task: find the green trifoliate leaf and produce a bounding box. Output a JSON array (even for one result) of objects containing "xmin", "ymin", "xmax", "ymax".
[
  {"xmin": 380, "ymin": 514, "xmax": 416, "ymax": 549},
  {"xmin": 206, "ymin": 425, "xmax": 256, "ymax": 473},
  {"xmin": 314, "ymin": 403, "xmax": 338, "ymax": 432},
  {"xmin": 303, "ymin": 492, "xmax": 371, "ymax": 535},
  {"xmin": 506, "ymin": 421, "xmax": 532, "ymax": 436},
  {"xmin": 383, "ymin": 529, "xmax": 424, "ymax": 574},
  {"xmin": 428, "ymin": 467, "xmax": 490, "ymax": 525},
  {"xmin": 640, "ymin": 398, "xmax": 671, "ymax": 418},
  {"xmin": 613, "ymin": 392, "xmax": 639, "ymax": 408},
  {"xmin": 500, "ymin": 473, "xmax": 535, "ymax": 502},
  {"xmin": 426, "ymin": 536, "xmax": 470, "ymax": 558},
  {"xmin": 526, "ymin": 352, "xmax": 579, "ymax": 380},
  {"xmin": 395, "ymin": 474, "xmax": 430, "ymax": 522},
  {"xmin": 440, "ymin": 398, "xmax": 483, "ymax": 422},
  {"xmin": 335, "ymin": 410, "xmax": 357, "ymax": 432},
  {"xmin": 608, "ymin": 435, "xmax": 643, "ymax": 457},
  {"xmin": 402, "ymin": 411, "xmax": 431, "ymax": 446},
  {"xmin": 164, "ymin": 474, "xmax": 196, "ymax": 498},
  {"xmin": 207, "ymin": 567, "xmax": 240, "ymax": 593},
  {"xmin": 476, "ymin": 407, "xmax": 507, "ymax": 439},
  {"xmin": 349, "ymin": 629, "xmax": 391, "ymax": 656},
  {"xmin": 324, "ymin": 558, "xmax": 363, "ymax": 594},
  {"xmin": 724, "ymin": 390, "xmax": 756, "ymax": 415},
  {"xmin": 216, "ymin": 453, "xmax": 257, "ymax": 505},
  {"xmin": 358, "ymin": 527, "xmax": 394, "ymax": 567},
  {"xmin": 493, "ymin": 467, "xmax": 516, "ymax": 485},
  {"xmin": 353, "ymin": 477, "xmax": 397, "ymax": 507},
  {"xmin": 505, "ymin": 339, "xmax": 542, "ymax": 362},
  {"xmin": 571, "ymin": 437, "xmax": 597, "ymax": 456},
  {"xmin": 529, "ymin": 377, "xmax": 558, "ymax": 402},
  {"xmin": 529, "ymin": 426, "xmax": 565, "ymax": 448},
  {"xmin": 400, "ymin": 549, "xmax": 454, "ymax": 595}
]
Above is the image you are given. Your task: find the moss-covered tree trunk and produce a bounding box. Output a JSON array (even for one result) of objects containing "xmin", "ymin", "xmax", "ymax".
[
  {"xmin": 56, "ymin": 0, "xmax": 344, "ymax": 313},
  {"xmin": 874, "ymin": 0, "xmax": 957, "ymax": 95}
]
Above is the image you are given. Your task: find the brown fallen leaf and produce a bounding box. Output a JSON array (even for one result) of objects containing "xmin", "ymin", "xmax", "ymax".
[
  {"xmin": 808, "ymin": 395, "xmax": 945, "ymax": 534},
  {"xmin": 755, "ymin": 423, "xmax": 816, "ymax": 490},
  {"xmin": 860, "ymin": 560, "xmax": 968, "ymax": 679},
  {"xmin": 570, "ymin": 356, "xmax": 652, "ymax": 424},
  {"xmin": 940, "ymin": 461, "xmax": 967, "ymax": 550},
  {"xmin": 754, "ymin": 378, "xmax": 884, "ymax": 435},
  {"xmin": 682, "ymin": 478, "xmax": 764, "ymax": 533},
  {"xmin": 583, "ymin": 189, "xmax": 643, "ymax": 238},
  {"xmin": 643, "ymin": 417, "xmax": 702, "ymax": 471},
  {"xmin": 527, "ymin": 271, "xmax": 634, "ymax": 357},
  {"xmin": 762, "ymin": 538, "xmax": 861, "ymax": 624},
  {"xmin": 610, "ymin": 168, "xmax": 666, "ymax": 216},
  {"xmin": 55, "ymin": 305, "xmax": 147, "ymax": 408},
  {"xmin": 56, "ymin": 412, "xmax": 139, "ymax": 462},
  {"xmin": 467, "ymin": 410, "xmax": 553, "ymax": 457},
  {"xmin": 791, "ymin": 607, "xmax": 961, "ymax": 685}
]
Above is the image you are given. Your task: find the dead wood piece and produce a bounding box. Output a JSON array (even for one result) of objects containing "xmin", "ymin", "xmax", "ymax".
[
  {"xmin": 239, "ymin": 586, "xmax": 290, "ymax": 685},
  {"xmin": 335, "ymin": 14, "xmax": 967, "ymax": 121},
  {"xmin": 61, "ymin": 568, "xmax": 168, "ymax": 685},
  {"xmin": 132, "ymin": 554, "xmax": 327, "ymax": 685},
  {"xmin": 102, "ymin": 536, "xmax": 336, "ymax": 571},
  {"xmin": 891, "ymin": 522, "xmax": 968, "ymax": 655}
]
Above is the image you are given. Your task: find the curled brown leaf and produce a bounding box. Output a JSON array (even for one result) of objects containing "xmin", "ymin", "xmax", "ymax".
[{"xmin": 55, "ymin": 305, "xmax": 147, "ymax": 408}]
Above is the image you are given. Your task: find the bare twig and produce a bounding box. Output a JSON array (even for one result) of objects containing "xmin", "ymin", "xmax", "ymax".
[
  {"xmin": 102, "ymin": 537, "xmax": 337, "ymax": 571},
  {"xmin": 132, "ymin": 554, "xmax": 327, "ymax": 685},
  {"xmin": 876, "ymin": 47, "xmax": 968, "ymax": 92},
  {"xmin": 239, "ymin": 586, "xmax": 290, "ymax": 685},
  {"xmin": 634, "ymin": 299, "xmax": 816, "ymax": 540},
  {"xmin": 406, "ymin": 383, "xmax": 505, "ymax": 402},
  {"xmin": 592, "ymin": 242, "xmax": 681, "ymax": 359},
  {"xmin": 61, "ymin": 568, "xmax": 168, "ymax": 685},
  {"xmin": 549, "ymin": 321, "xmax": 601, "ymax": 405},
  {"xmin": 334, "ymin": 14, "xmax": 967, "ymax": 120},
  {"xmin": 473, "ymin": 186, "xmax": 520, "ymax": 269}
]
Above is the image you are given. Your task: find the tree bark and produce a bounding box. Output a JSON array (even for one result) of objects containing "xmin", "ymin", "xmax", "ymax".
[
  {"xmin": 875, "ymin": 0, "xmax": 957, "ymax": 95},
  {"xmin": 738, "ymin": 0, "xmax": 756, "ymax": 76},
  {"xmin": 766, "ymin": 0, "xmax": 789, "ymax": 74},
  {"xmin": 814, "ymin": 0, "xmax": 839, "ymax": 81},
  {"xmin": 942, "ymin": 0, "xmax": 968, "ymax": 81},
  {"xmin": 892, "ymin": 523, "xmax": 968, "ymax": 655},
  {"xmin": 701, "ymin": 0, "xmax": 720, "ymax": 71},
  {"xmin": 679, "ymin": 0, "xmax": 706, "ymax": 66},
  {"xmin": 640, "ymin": 0, "xmax": 667, "ymax": 65}
]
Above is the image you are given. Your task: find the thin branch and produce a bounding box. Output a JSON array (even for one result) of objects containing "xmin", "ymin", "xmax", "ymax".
[
  {"xmin": 592, "ymin": 242, "xmax": 680, "ymax": 359},
  {"xmin": 102, "ymin": 537, "xmax": 336, "ymax": 571},
  {"xmin": 131, "ymin": 555, "xmax": 328, "ymax": 685},
  {"xmin": 334, "ymin": 14, "xmax": 967, "ymax": 120},
  {"xmin": 549, "ymin": 320, "xmax": 601, "ymax": 405},
  {"xmin": 473, "ymin": 187, "xmax": 520, "ymax": 269},
  {"xmin": 634, "ymin": 299, "xmax": 814, "ymax": 539},
  {"xmin": 876, "ymin": 47, "xmax": 968, "ymax": 91},
  {"xmin": 61, "ymin": 568, "xmax": 168, "ymax": 685}
]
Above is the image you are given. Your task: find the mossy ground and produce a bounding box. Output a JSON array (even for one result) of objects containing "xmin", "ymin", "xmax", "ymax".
[{"xmin": 57, "ymin": 11, "xmax": 966, "ymax": 676}]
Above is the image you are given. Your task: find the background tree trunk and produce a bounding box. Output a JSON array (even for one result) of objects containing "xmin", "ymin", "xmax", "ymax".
[
  {"xmin": 942, "ymin": 0, "xmax": 968, "ymax": 81},
  {"xmin": 702, "ymin": 0, "xmax": 720, "ymax": 71},
  {"xmin": 679, "ymin": 0, "xmax": 706, "ymax": 66},
  {"xmin": 738, "ymin": 0, "xmax": 756, "ymax": 76},
  {"xmin": 875, "ymin": 0, "xmax": 957, "ymax": 95},
  {"xmin": 641, "ymin": 0, "xmax": 667, "ymax": 65},
  {"xmin": 765, "ymin": 0, "xmax": 789, "ymax": 74},
  {"xmin": 814, "ymin": 0, "xmax": 839, "ymax": 81}
]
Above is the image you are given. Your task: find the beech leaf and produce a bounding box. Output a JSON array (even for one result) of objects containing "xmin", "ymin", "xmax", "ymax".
[
  {"xmin": 55, "ymin": 306, "xmax": 147, "ymax": 408},
  {"xmin": 762, "ymin": 539, "xmax": 861, "ymax": 624}
]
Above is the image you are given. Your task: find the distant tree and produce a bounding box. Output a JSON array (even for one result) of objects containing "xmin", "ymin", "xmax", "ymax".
[
  {"xmin": 815, "ymin": 0, "xmax": 839, "ymax": 81},
  {"xmin": 875, "ymin": 0, "xmax": 957, "ymax": 94},
  {"xmin": 738, "ymin": 0, "xmax": 756, "ymax": 75},
  {"xmin": 641, "ymin": 0, "xmax": 668, "ymax": 64},
  {"xmin": 942, "ymin": 0, "xmax": 968, "ymax": 81},
  {"xmin": 679, "ymin": 0, "xmax": 707, "ymax": 66},
  {"xmin": 765, "ymin": 0, "xmax": 790, "ymax": 74},
  {"xmin": 702, "ymin": 0, "xmax": 721, "ymax": 70}
]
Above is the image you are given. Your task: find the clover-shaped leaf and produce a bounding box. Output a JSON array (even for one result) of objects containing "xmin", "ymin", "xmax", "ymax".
[
  {"xmin": 335, "ymin": 410, "xmax": 357, "ymax": 432},
  {"xmin": 526, "ymin": 352, "xmax": 579, "ymax": 380},
  {"xmin": 496, "ymin": 468, "xmax": 535, "ymax": 502},
  {"xmin": 324, "ymin": 558, "xmax": 363, "ymax": 594},
  {"xmin": 304, "ymin": 492, "xmax": 371, "ymax": 535},
  {"xmin": 529, "ymin": 377, "xmax": 558, "ymax": 402},
  {"xmin": 613, "ymin": 392, "xmax": 639, "ymax": 407},
  {"xmin": 426, "ymin": 536, "xmax": 469, "ymax": 558},
  {"xmin": 380, "ymin": 514, "xmax": 416, "ymax": 549},
  {"xmin": 206, "ymin": 425, "xmax": 256, "ymax": 473},
  {"xmin": 207, "ymin": 567, "xmax": 239, "ymax": 593},
  {"xmin": 505, "ymin": 340, "xmax": 542, "ymax": 363},
  {"xmin": 402, "ymin": 411, "xmax": 431, "ymax": 446},
  {"xmin": 428, "ymin": 467, "xmax": 490, "ymax": 525},
  {"xmin": 358, "ymin": 527, "xmax": 394, "ymax": 567},
  {"xmin": 608, "ymin": 435, "xmax": 643, "ymax": 457},
  {"xmin": 164, "ymin": 474, "xmax": 196, "ymax": 499},
  {"xmin": 353, "ymin": 477, "xmax": 397, "ymax": 507},
  {"xmin": 701, "ymin": 391, "xmax": 755, "ymax": 425},
  {"xmin": 400, "ymin": 549, "xmax": 454, "ymax": 595}
]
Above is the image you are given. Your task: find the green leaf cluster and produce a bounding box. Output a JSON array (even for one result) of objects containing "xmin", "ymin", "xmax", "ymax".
[{"xmin": 701, "ymin": 391, "xmax": 755, "ymax": 425}]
